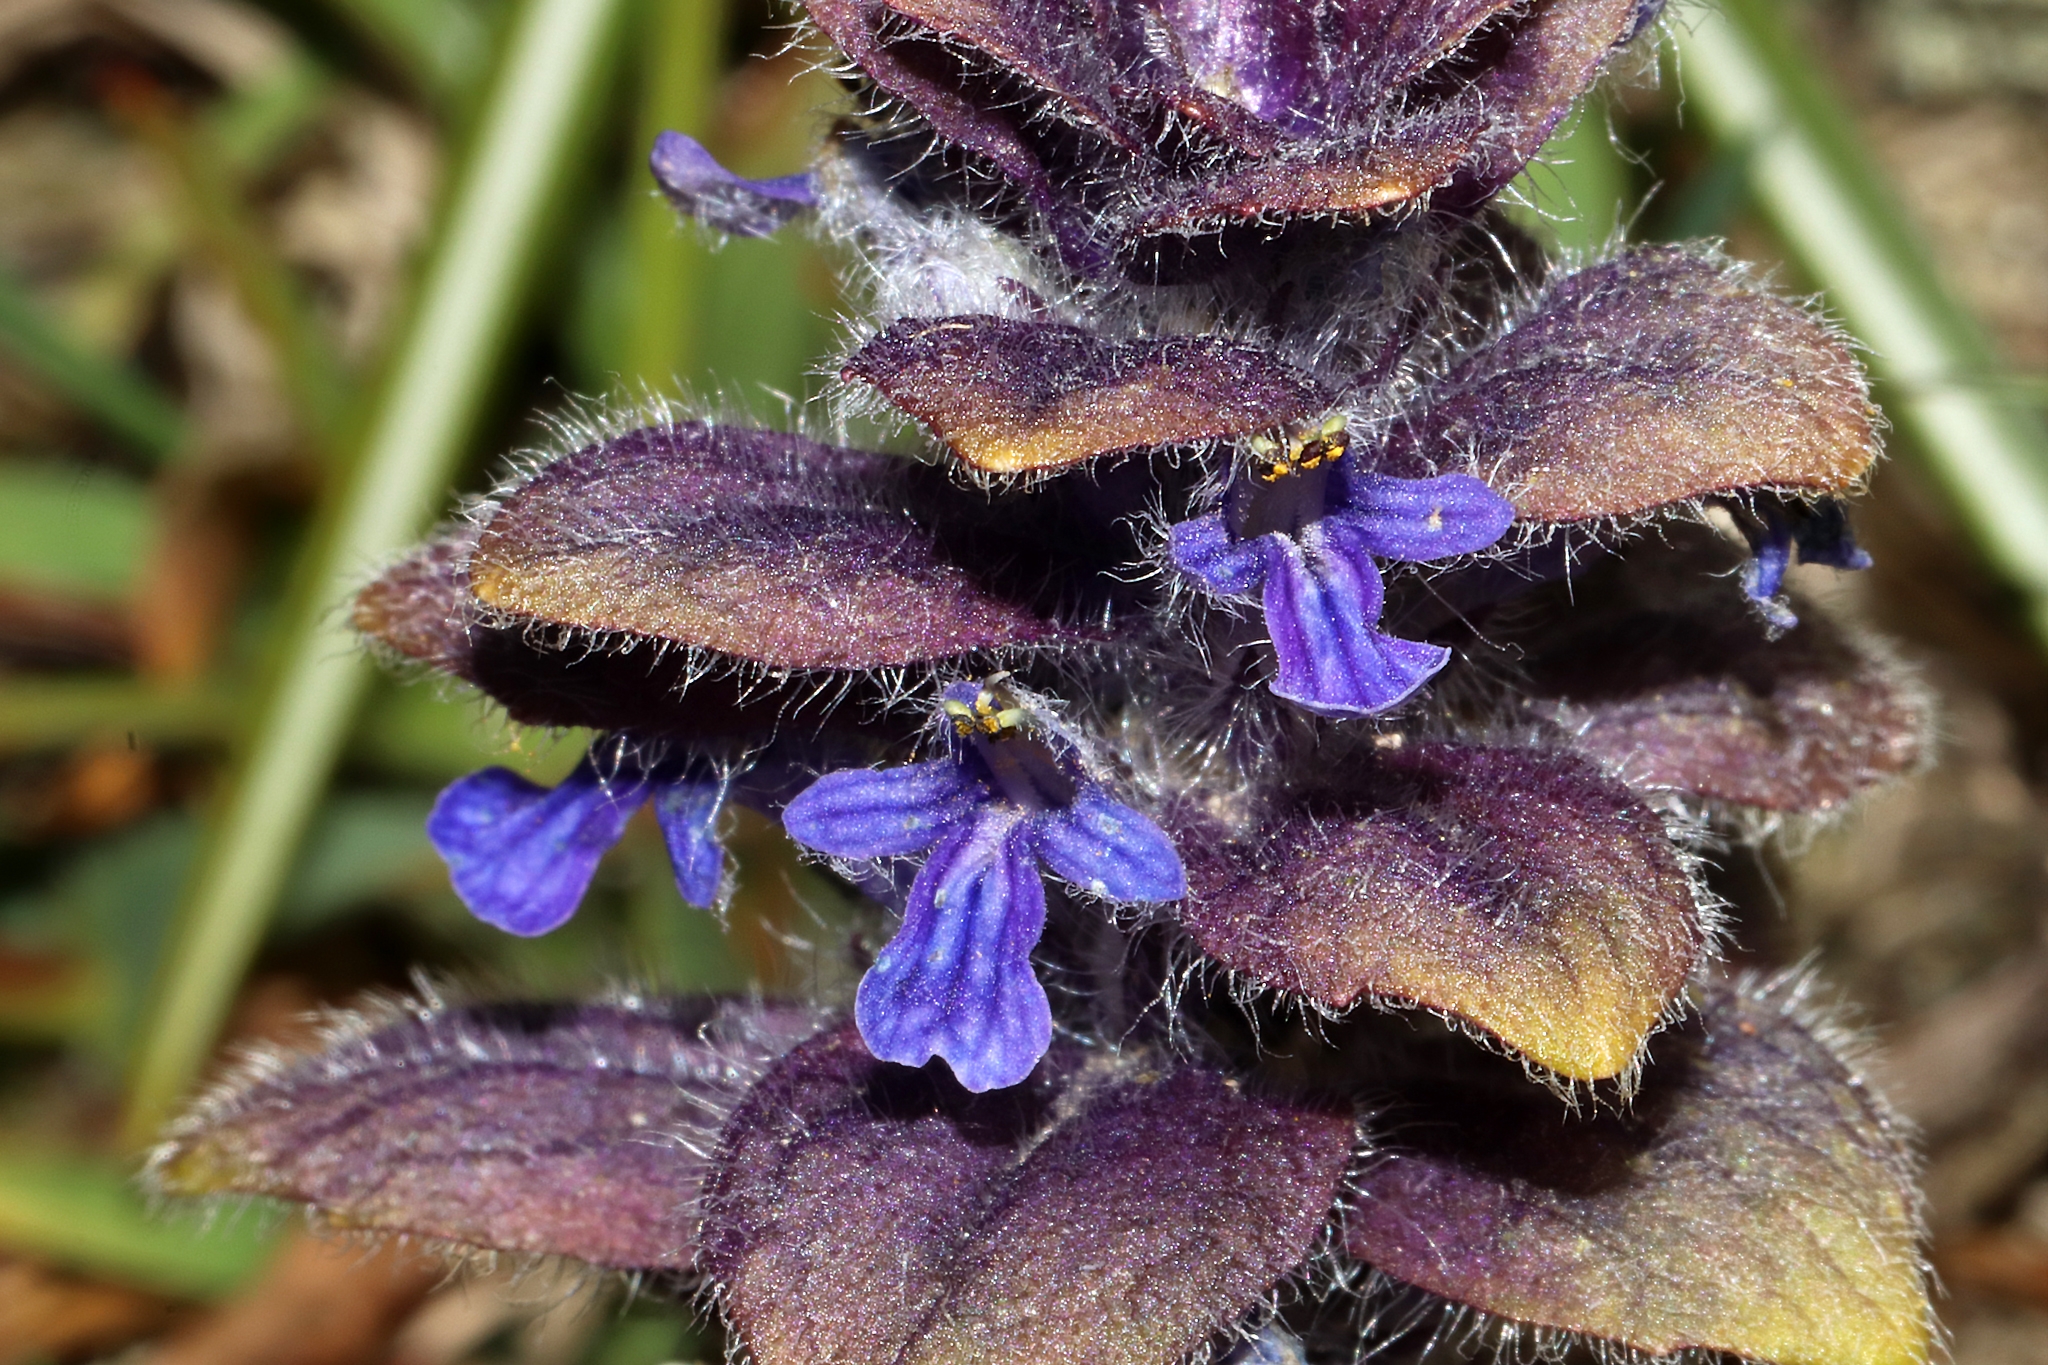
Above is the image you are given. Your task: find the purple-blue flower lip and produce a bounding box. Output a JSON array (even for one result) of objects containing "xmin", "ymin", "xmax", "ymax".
[
  {"xmin": 427, "ymin": 739, "xmax": 729, "ymax": 937},
  {"xmin": 1171, "ymin": 422, "xmax": 1515, "ymax": 715},
  {"xmin": 782, "ymin": 680, "xmax": 1184, "ymax": 1090}
]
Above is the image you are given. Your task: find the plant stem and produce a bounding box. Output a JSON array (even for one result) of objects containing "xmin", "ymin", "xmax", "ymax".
[
  {"xmin": 119, "ymin": 0, "xmax": 630, "ymax": 1149},
  {"xmin": 1675, "ymin": 0, "xmax": 2048, "ymax": 650}
]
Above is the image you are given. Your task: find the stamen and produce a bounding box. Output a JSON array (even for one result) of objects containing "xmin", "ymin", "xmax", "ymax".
[{"xmin": 1251, "ymin": 416, "xmax": 1350, "ymax": 484}]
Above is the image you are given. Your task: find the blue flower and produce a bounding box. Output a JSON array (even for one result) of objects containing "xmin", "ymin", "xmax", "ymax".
[
  {"xmin": 1169, "ymin": 420, "xmax": 1515, "ymax": 716},
  {"xmin": 781, "ymin": 681, "xmax": 1186, "ymax": 1092},
  {"xmin": 1739, "ymin": 497, "xmax": 1873, "ymax": 632},
  {"xmin": 649, "ymin": 131, "xmax": 818, "ymax": 239},
  {"xmin": 427, "ymin": 740, "xmax": 727, "ymax": 937}
]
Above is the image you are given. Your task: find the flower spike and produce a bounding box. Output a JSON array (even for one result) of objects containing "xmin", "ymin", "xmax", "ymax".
[{"xmin": 784, "ymin": 681, "xmax": 1184, "ymax": 1091}]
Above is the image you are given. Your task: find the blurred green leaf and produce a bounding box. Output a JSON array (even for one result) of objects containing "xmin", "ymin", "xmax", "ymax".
[
  {"xmin": 0, "ymin": 1145, "xmax": 276, "ymax": 1298},
  {"xmin": 0, "ymin": 460, "xmax": 150, "ymax": 601},
  {"xmin": 624, "ymin": 0, "xmax": 727, "ymax": 387},
  {"xmin": 0, "ymin": 268, "xmax": 185, "ymax": 462},
  {"xmin": 698, "ymin": 234, "xmax": 836, "ymax": 405},
  {"xmin": 318, "ymin": 0, "xmax": 497, "ymax": 111},
  {"xmin": 208, "ymin": 48, "xmax": 334, "ymax": 175},
  {"xmin": 351, "ymin": 674, "xmax": 589, "ymax": 784},
  {"xmin": 124, "ymin": 0, "xmax": 636, "ymax": 1149},
  {"xmin": 0, "ymin": 679, "xmax": 239, "ymax": 754},
  {"xmin": 120, "ymin": 84, "xmax": 354, "ymax": 458},
  {"xmin": 585, "ymin": 1311, "xmax": 702, "ymax": 1365},
  {"xmin": 64, "ymin": 817, "xmax": 199, "ymax": 1062},
  {"xmin": 274, "ymin": 791, "xmax": 439, "ymax": 932}
]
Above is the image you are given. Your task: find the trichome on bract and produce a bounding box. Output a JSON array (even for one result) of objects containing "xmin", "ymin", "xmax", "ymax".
[{"xmin": 155, "ymin": 3, "xmax": 1936, "ymax": 1364}]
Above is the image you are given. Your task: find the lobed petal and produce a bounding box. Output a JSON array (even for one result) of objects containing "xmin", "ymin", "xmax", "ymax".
[
  {"xmin": 1331, "ymin": 468, "xmax": 1516, "ymax": 561},
  {"xmin": 1343, "ymin": 977, "xmax": 1930, "ymax": 1365},
  {"xmin": 653, "ymin": 779, "xmax": 728, "ymax": 909},
  {"xmin": 1029, "ymin": 787, "xmax": 1187, "ymax": 903},
  {"xmin": 782, "ymin": 758, "xmax": 985, "ymax": 860},
  {"xmin": 1379, "ymin": 246, "xmax": 1879, "ymax": 522},
  {"xmin": 843, "ymin": 315, "xmax": 1329, "ymax": 475},
  {"xmin": 855, "ymin": 808, "xmax": 1051, "ymax": 1092},
  {"xmin": 649, "ymin": 130, "xmax": 817, "ymax": 238},
  {"xmin": 1263, "ymin": 521, "xmax": 1450, "ymax": 716},
  {"xmin": 699, "ymin": 1025, "xmax": 1355, "ymax": 1365},
  {"xmin": 1173, "ymin": 742, "xmax": 1704, "ymax": 1081},
  {"xmin": 1169, "ymin": 511, "xmax": 1269, "ymax": 597},
  {"xmin": 426, "ymin": 761, "xmax": 648, "ymax": 937},
  {"xmin": 149, "ymin": 998, "xmax": 824, "ymax": 1272}
]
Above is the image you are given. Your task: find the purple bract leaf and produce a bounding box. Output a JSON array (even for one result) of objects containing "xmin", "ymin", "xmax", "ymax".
[
  {"xmin": 806, "ymin": 0, "xmax": 1644, "ymax": 267},
  {"xmin": 1173, "ymin": 742, "xmax": 1703, "ymax": 1082},
  {"xmin": 699, "ymin": 1025, "xmax": 1355, "ymax": 1365},
  {"xmin": 842, "ymin": 315, "xmax": 1330, "ymax": 474},
  {"xmin": 150, "ymin": 997, "xmax": 825, "ymax": 1271},
  {"xmin": 466, "ymin": 422, "xmax": 1074, "ymax": 670},
  {"xmin": 353, "ymin": 529, "xmax": 906, "ymax": 742},
  {"xmin": 1526, "ymin": 591, "xmax": 1928, "ymax": 814},
  {"xmin": 1378, "ymin": 246, "xmax": 1879, "ymax": 522},
  {"xmin": 1343, "ymin": 976, "xmax": 1931, "ymax": 1365}
]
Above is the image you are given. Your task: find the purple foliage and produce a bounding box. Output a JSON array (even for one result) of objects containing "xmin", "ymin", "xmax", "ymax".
[
  {"xmin": 803, "ymin": 0, "xmax": 1647, "ymax": 270},
  {"xmin": 842, "ymin": 315, "xmax": 1331, "ymax": 473},
  {"xmin": 1343, "ymin": 977, "xmax": 1928, "ymax": 1363},
  {"xmin": 1172, "ymin": 741, "xmax": 1703, "ymax": 1081},
  {"xmin": 465, "ymin": 421, "xmax": 1077, "ymax": 670},
  {"xmin": 697, "ymin": 1024, "xmax": 1355, "ymax": 1365},
  {"xmin": 172, "ymin": 4, "xmax": 1942, "ymax": 1363},
  {"xmin": 150, "ymin": 998, "xmax": 825, "ymax": 1270}
]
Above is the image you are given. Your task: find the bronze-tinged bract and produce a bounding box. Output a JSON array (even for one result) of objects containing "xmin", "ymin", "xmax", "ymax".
[
  {"xmin": 1525, "ymin": 590, "xmax": 1928, "ymax": 813},
  {"xmin": 353, "ymin": 529, "xmax": 808, "ymax": 741},
  {"xmin": 843, "ymin": 315, "xmax": 1331, "ymax": 474},
  {"xmin": 699, "ymin": 1025, "xmax": 1356, "ymax": 1365},
  {"xmin": 1343, "ymin": 977, "xmax": 1931, "ymax": 1365},
  {"xmin": 148, "ymin": 998, "xmax": 825, "ymax": 1271},
  {"xmin": 806, "ymin": 0, "xmax": 1647, "ymax": 269},
  {"xmin": 1174, "ymin": 742, "xmax": 1704, "ymax": 1081},
  {"xmin": 1379, "ymin": 246, "xmax": 1879, "ymax": 521},
  {"xmin": 466, "ymin": 422, "xmax": 1075, "ymax": 671}
]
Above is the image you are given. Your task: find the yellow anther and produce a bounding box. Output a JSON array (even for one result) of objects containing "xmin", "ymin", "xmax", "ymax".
[
  {"xmin": 946, "ymin": 676, "xmax": 1031, "ymax": 740},
  {"xmin": 1249, "ymin": 414, "xmax": 1350, "ymax": 483}
]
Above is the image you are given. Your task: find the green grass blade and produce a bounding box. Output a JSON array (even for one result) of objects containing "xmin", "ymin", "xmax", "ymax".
[
  {"xmin": 0, "ymin": 267, "xmax": 185, "ymax": 461},
  {"xmin": 120, "ymin": 0, "xmax": 633, "ymax": 1149},
  {"xmin": 0, "ymin": 1146, "xmax": 277, "ymax": 1298},
  {"xmin": 1675, "ymin": 1, "xmax": 2048, "ymax": 649}
]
